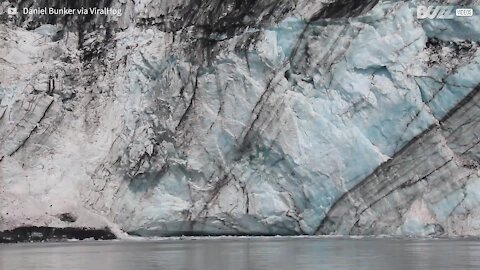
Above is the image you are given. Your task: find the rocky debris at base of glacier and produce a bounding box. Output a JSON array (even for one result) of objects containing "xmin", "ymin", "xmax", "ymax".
[
  {"xmin": 0, "ymin": 0, "xmax": 479, "ymax": 238},
  {"xmin": 0, "ymin": 226, "xmax": 117, "ymax": 243}
]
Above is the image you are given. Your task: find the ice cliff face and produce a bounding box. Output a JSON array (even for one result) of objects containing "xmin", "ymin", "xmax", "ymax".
[{"xmin": 0, "ymin": 0, "xmax": 479, "ymax": 237}]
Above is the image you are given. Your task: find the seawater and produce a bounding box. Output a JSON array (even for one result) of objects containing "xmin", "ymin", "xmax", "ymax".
[{"xmin": 1, "ymin": 237, "xmax": 479, "ymax": 270}]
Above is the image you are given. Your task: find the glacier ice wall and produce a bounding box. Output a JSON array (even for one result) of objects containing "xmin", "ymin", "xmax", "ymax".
[{"xmin": 0, "ymin": 0, "xmax": 479, "ymax": 237}]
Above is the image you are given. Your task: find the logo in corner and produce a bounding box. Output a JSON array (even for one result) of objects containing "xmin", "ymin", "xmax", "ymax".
[
  {"xmin": 7, "ymin": 7, "xmax": 18, "ymax": 15},
  {"xmin": 417, "ymin": 6, "xmax": 455, "ymax": 19}
]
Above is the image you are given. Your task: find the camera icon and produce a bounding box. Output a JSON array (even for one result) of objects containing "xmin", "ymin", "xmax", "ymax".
[{"xmin": 7, "ymin": 7, "xmax": 18, "ymax": 15}]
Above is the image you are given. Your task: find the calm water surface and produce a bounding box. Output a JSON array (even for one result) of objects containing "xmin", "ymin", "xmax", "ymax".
[{"xmin": 1, "ymin": 237, "xmax": 480, "ymax": 270}]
